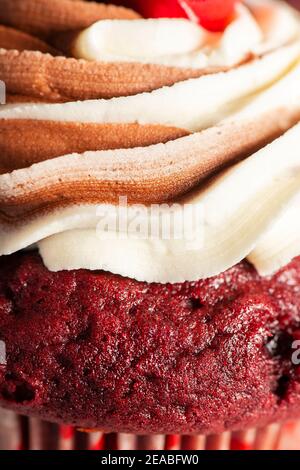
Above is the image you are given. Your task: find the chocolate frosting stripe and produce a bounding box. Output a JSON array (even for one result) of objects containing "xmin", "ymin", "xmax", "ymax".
[
  {"xmin": 0, "ymin": 121, "xmax": 189, "ymax": 172},
  {"xmin": 0, "ymin": 48, "xmax": 223, "ymax": 102},
  {"xmin": 0, "ymin": 0, "xmax": 140, "ymax": 37}
]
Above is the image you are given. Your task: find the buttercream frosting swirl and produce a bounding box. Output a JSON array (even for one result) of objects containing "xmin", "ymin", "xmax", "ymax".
[
  {"xmin": 1, "ymin": 0, "xmax": 300, "ymax": 284},
  {"xmin": 72, "ymin": 0, "xmax": 300, "ymax": 68}
]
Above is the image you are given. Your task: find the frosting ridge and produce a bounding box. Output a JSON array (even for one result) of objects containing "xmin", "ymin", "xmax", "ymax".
[{"xmin": 1, "ymin": 0, "xmax": 300, "ymax": 284}]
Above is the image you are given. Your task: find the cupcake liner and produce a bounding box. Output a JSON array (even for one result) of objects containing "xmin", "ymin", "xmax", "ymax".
[
  {"xmin": 0, "ymin": 409, "xmax": 23, "ymax": 450},
  {"xmin": 58, "ymin": 425, "xmax": 75, "ymax": 450},
  {"xmin": 276, "ymin": 421, "xmax": 300, "ymax": 450},
  {"xmin": 28, "ymin": 418, "xmax": 59, "ymax": 450},
  {"xmin": 231, "ymin": 429, "xmax": 257, "ymax": 451},
  {"xmin": 252, "ymin": 424, "xmax": 282, "ymax": 451},
  {"xmin": 0, "ymin": 409, "xmax": 298, "ymax": 450},
  {"xmin": 205, "ymin": 432, "xmax": 232, "ymax": 451},
  {"xmin": 181, "ymin": 435, "xmax": 206, "ymax": 450},
  {"xmin": 137, "ymin": 435, "xmax": 165, "ymax": 450},
  {"xmin": 116, "ymin": 433, "xmax": 138, "ymax": 451},
  {"xmin": 87, "ymin": 431, "xmax": 105, "ymax": 451},
  {"xmin": 165, "ymin": 435, "xmax": 181, "ymax": 451}
]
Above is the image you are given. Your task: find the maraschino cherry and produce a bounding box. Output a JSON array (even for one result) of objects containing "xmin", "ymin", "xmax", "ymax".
[{"xmin": 113, "ymin": 0, "xmax": 238, "ymax": 31}]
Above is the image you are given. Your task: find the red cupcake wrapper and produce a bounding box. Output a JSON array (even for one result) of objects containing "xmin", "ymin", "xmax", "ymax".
[{"xmin": 0, "ymin": 409, "xmax": 299, "ymax": 450}]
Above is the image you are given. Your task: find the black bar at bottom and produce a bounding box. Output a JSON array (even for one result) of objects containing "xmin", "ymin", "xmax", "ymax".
[{"xmin": 0, "ymin": 449, "xmax": 299, "ymax": 466}]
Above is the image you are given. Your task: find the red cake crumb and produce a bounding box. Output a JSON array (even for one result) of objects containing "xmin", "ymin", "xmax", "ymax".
[{"xmin": 1, "ymin": 252, "xmax": 300, "ymax": 434}]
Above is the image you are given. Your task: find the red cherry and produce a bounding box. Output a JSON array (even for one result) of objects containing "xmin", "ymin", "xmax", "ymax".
[
  {"xmin": 112, "ymin": 0, "xmax": 186, "ymax": 18},
  {"xmin": 182, "ymin": 0, "xmax": 238, "ymax": 31},
  {"xmin": 141, "ymin": 0, "xmax": 187, "ymax": 18},
  {"xmin": 111, "ymin": 1, "xmax": 238, "ymax": 32}
]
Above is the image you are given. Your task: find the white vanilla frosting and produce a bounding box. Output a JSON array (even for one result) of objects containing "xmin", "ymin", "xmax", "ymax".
[
  {"xmin": 248, "ymin": 195, "xmax": 300, "ymax": 276},
  {"xmin": 72, "ymin": 0, "xmax": 300, "ymax": 69}
]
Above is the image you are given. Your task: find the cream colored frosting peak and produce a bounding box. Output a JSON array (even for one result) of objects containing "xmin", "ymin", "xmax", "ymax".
[{"xmin": 72, "ymin": 0, "xmax": 300, "ymax": 69}]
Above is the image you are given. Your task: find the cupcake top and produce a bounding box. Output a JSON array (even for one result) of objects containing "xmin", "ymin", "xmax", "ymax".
[{"xmin": 1, "ymin": 0, "xmax": 300, "ymax": 283}]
